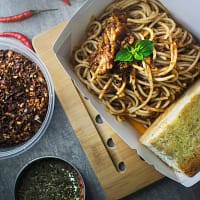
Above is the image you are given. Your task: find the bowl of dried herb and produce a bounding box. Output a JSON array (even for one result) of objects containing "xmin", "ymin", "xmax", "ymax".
[
  {"xmin": 0, "ymin": 38, "xmax": 55, "ymax": 159},
  {"xmin": 14, "ymin": 156, "xmax": 85, "ymax": 200}
]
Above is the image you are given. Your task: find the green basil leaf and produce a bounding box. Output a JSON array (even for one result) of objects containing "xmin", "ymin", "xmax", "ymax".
[
  {"xmin": 134, "ymin": 52, "xmax": 144, "ymax": 60},
  {"xmin": 114, "ymin": 39, "xmax": 154, "ymax": 62},
  {"xmin": 114, "ymin": 48, "xmax": 133, "ymax": 62},
  {"xmin": 135, "ymin": 39, "xmax": 154, "ymax": 57}
]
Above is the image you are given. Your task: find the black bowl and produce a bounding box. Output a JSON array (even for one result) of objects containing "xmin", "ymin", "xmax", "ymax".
[{"xmin": 15, "ymin": 156, "xmax": 85, "ymax": 200}]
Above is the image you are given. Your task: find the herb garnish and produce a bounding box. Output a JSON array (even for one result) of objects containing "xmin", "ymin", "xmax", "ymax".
[{"xmin": 114, "ymin": 39, "xmax": 154, "ymax": 62}]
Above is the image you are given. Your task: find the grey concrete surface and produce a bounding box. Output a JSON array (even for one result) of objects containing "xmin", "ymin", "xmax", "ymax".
[{"xmin": 0, "ymin": 1, "xmax": 200, "ymax": 200}]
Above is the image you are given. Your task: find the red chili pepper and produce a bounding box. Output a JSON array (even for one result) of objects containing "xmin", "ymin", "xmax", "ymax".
[
  {"xmin": 0, "ymin": 9, "xmax": 58, "ymax": 23},
  {"xmin": 61, "ymin": 0, "xmax": 71, "ymax": 6},
  {"xmin": 0, "ymin": 32, "xmax": 34, "ymax": 50}
]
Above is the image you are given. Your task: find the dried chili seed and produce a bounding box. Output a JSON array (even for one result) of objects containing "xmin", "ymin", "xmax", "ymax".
[{"xmin": 0, "ymin": 49, "xmax": 49, "ymax": 147}]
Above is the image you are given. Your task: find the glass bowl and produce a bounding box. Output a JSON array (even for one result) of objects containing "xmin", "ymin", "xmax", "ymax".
[{"xmin": 0, "ymin": 38, "xmax": 55, "ymax": 159}]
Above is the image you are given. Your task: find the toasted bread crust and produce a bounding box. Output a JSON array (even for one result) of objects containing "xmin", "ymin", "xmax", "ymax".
[
  {"xmin": 140, "ymin": 79, "xmax": 200, "ymax": 176},
  {"xmin": 179, "ymin": 147, "xmax": 200, "ymax": 176}
]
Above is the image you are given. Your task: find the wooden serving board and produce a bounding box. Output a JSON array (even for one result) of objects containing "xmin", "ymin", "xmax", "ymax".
[{"xmin": 32, "ymin": 21, "xmax": 163, "ymax": 200}]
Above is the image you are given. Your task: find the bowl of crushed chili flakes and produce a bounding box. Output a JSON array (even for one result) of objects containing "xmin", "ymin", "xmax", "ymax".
[
  {"xmin": 15, "ymin": 156, "xmax": 85, "ymax": 200},
  {"xmin": 0, "ymin": 38, "xmax": 55, "ymax": 159}
]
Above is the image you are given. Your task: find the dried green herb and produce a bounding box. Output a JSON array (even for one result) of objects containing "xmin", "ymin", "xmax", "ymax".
[{"xmin": 15, "ymin": 158, "xmax": 84, "ymax": 200}]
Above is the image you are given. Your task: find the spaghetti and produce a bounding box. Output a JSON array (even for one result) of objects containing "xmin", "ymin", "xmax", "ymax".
[{"xmin": 72, "ymin": 0, "xmax": 200, "ymax": 127}]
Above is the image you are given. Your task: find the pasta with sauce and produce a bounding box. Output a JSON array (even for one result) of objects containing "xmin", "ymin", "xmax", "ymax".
[{"xmin": 72, "ymin": 0, "xmax": 200, "ymax": 127}]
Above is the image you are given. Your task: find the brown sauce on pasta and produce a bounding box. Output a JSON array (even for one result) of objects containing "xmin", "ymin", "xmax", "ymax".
[{"xmin": 72, "ymin": 0, "xmax": 200, "ymax": 128}]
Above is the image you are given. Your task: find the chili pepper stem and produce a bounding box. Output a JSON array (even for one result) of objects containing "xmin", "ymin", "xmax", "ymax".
[{"xmin": 32, "ymin": 8, "xmax": 58, "ymax": 15}]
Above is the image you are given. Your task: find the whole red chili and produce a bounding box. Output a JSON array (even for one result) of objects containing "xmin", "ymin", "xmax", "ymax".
[
  {"xmin": 0, "ymin": 32, "xmax": 33, "ymax": 50},
  {"xmin": 61, "ymin": 0, "xmax": 71, "ymax": 6},
  {"xmin": 0, "ymin": 9, "xmax": 58, "ymax": 23}
]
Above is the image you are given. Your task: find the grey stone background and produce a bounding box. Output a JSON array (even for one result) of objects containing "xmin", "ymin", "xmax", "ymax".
[{"xmin": 0, "ymin": 1, "xmax": 200, "ymax": 200}]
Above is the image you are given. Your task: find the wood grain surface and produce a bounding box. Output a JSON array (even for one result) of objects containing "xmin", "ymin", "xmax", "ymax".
[{"xmin": 32, "ymin": 21, "xmax": 163, "ymax": 200}]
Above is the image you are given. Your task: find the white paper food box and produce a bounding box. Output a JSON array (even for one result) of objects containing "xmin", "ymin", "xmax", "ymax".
[{"xmin": 53, "ymin": 0, "xmax": 200, "ymax": 187}]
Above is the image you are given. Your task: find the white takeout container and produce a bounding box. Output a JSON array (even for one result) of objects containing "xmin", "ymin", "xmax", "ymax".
[{"xmin": 53, "ymin": 0, "xmax": 200, "ymax": 187}]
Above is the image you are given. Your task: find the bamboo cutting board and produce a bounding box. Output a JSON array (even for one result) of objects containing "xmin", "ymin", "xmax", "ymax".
[{"xmin": 32, "ymin": 21, "xmax": 163, "ymax": 200}]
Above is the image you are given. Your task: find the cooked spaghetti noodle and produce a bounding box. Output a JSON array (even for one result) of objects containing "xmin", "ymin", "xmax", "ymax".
[{"xmin": 72, "ymin": 0, "xmax": 200, "ymax": 127}]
